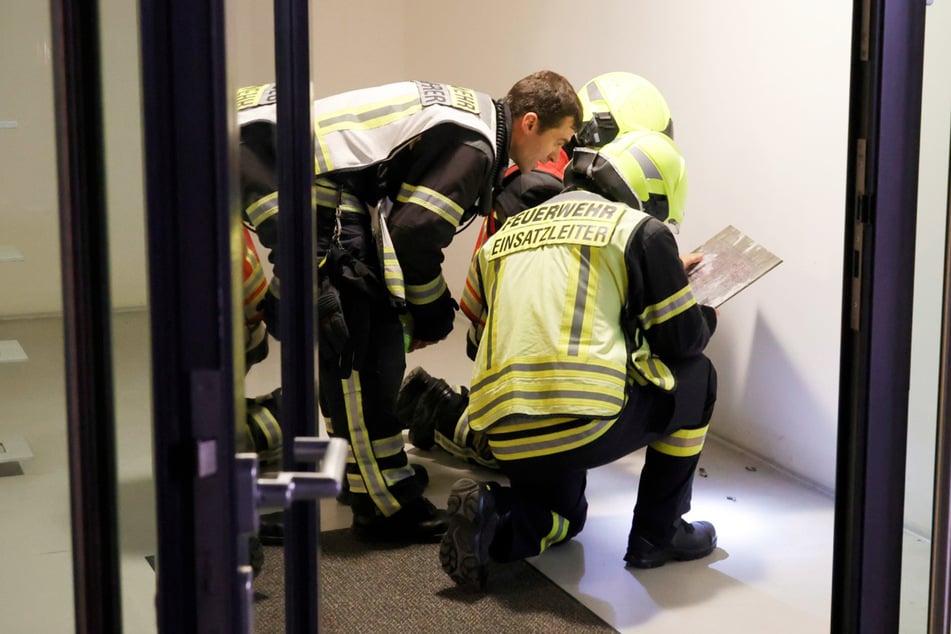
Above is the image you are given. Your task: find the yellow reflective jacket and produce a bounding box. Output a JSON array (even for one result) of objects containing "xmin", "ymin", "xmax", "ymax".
[{"xmin": 463, "ymin": 190, "xmax": 713, "ymax": 435}]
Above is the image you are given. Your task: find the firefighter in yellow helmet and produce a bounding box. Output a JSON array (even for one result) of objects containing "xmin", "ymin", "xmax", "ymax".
[
  {"xmin": 398, "ymin": 72, "xmax": 681, "ymax": 466},
  {"xmin": 438, "ymin": 130, "xmax": 718, "ymax": 591},
  {"xmin": 575, "ymin": 71, "xmax": 674, "ymax": 147}
]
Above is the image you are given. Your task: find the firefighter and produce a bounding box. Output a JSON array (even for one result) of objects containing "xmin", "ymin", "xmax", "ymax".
[
  {"xmin": 239, "ymin": 228, "xmax": 282, "ymax": 571},
  {"xmin": 236, "ymin": 72, "xmax": 582, "ymax": 542},
  {"xmin": 398, "ymin": 72, "xmax": 677, "ymax": 470},
  {"xmin": 438, "ymin": 129, "xmax": 718, "ymax": 592}
]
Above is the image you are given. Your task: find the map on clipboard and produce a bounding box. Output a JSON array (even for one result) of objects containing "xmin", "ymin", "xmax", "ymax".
[{"xmin": 687, "ymin": 225, "xmax": 782, "ymax": 308}]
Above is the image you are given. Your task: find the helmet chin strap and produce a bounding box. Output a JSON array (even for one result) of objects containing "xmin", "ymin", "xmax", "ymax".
[{"xmin": 575, "ymin": 112, "xmax": 619, "ymax": 148}]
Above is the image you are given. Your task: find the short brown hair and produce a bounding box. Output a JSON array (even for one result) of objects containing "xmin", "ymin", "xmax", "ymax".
[{"xmin": 504, "ymin": 70, "xmax": 582, "ymax": 133}]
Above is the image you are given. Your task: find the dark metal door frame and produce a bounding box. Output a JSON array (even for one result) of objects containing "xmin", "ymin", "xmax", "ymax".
[
  {"xmin": 140, "ymin": 0, "xmax": 242, "ymax": 630},
  {"xmin": 833, "ymin": 0, "xmax": 927, "ymax": 631},
  {"xmin": 49, "ymin": 1, "xmax": 122, "ymax": 632},
  {"xmin": 273, "ymin": 1, "xmax": 320, "ymax": 632}
]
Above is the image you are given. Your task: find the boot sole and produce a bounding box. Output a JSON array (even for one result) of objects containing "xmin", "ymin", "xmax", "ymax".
[{"xmin": 439, "ymin": 479, "xmax": 497, "ymax": 591}]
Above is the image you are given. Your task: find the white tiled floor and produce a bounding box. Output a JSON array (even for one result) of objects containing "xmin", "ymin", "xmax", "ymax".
[{"xmin": 0, "ymin": 311, "xmax": 932, "ymax": 633}]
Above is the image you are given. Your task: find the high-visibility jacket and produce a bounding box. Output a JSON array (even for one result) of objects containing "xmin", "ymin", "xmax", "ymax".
[
  {"xmin": 462, "ymin": 189, "xmax": 713, "ymax": 441},
  {"xmin": 461, "ymin": 150, "xmax": 569, "ymax": 352},
  {"xmin": 236, "ymin": 81, "xmax": 511, "ymax": 342}
]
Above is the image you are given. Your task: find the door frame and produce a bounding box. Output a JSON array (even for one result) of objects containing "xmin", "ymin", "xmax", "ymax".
[{"xmin": 832, "ymin": 0, "xmax": 927, "ymax": 631}]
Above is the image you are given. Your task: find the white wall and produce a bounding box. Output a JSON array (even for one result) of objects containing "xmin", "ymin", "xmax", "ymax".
[
  {"xmin": 0, "ymin": 1, "xmax": 60, "ymax": 315},
  {"xmin": 400, "ymin": 0, "xmax": 853, "ymax": 495}
]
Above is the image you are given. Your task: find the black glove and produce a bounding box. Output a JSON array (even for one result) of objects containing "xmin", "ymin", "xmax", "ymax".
[
  {"xmin": 407, "ymin": 289, "xmax": 458, "ymax": 343},
  {"xmin": 317, "ymin": 275, "xmax": 354, "ymax": 377}
]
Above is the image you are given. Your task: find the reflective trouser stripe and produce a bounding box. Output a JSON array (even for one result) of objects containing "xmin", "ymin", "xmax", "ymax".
[
  {"xmin": 539, "ymin": 512, "xmax": 570, "ymax": 553},
  {"xmin": 248, "ymin": 404, "xmax": 281, "ymax": 450},
  {"xmin": 342, "ymin": 371, "xmax": 401, "ymax": 515},
  {"xmin": 649, "ymin": 424, "xmax": 709, "ymax": 458}
]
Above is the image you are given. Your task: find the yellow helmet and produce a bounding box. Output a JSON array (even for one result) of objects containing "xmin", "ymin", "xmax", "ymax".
[
  {"xmin": 575, "ymin": 72, "xmax": 674, "ymax": 148},
  {"xmin": 566, "ymin": 130, "xmax": 688, "ymax": 229}
]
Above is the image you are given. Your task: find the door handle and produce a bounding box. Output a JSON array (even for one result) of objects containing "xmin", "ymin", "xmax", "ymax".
[{"xmin": 234, "ymin": 436, "xmax": 348, "ymax": 633}]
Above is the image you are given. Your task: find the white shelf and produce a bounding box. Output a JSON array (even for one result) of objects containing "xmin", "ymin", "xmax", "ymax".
[
  {"xmin": 0, "ymin": 339, "xmax": 27, "ymax": 363},
  {"xmin": 0, "ymin": 246, "xmax": 23, "ymax": 262},
  {"xmin": 0, "ymin": 435, "xmax": 33, "ymax": 464}
]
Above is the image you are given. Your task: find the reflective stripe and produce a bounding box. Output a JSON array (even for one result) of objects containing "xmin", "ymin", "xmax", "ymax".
[
  {"xmin": 566, "ymin": 245, "xmax": 593, "ymax": 356},
  {"xmin": 342, "ymin": 372, "xmax": 401, "ymax": 515},
  {"xmin": 627, "ymin": 144, "xmax": 662, "ymax": 180},
  {"xmin": 244, "ymin": 259, "xmax": 267, "ymax": 302},
  {"xmin": 451, "ymin": 408, "xmax": 470, "ymax": 447},
  {"xmin": 246, "ymin": 322, "xmax": 267, "ymax": 353},
  {"xmin": 640, "ymin": 285, "xmax": 696, "ymax": 330},
  {"xmin": 369, "ymin": 433, "xmax": 406, "ymax": 458},
  {"xmin": 583, "ymin": 80, "xmax": 605, "ymax": 106},
  {"xmin": 649, "ymin": 424, "xmax": 709, "ymax": 457},
  {"xmin": 471, "ymin": 360, "xmax": 627, "ymax": 393},
  {"xmin": 630, "ymin": 336, "xmax": 677, "ymax": 392},
  {"xmin": 312, "ymin": 82, "xmax": 496, "ymax": 177},
  {"xmin": 374, "ymin": 209, "xmax": 405, "ymax": 301},
  {"xmin": 434, "ymin": 431, "xmax": 498, "ymax": 469},
  {"xmin": 243, "ymin": 243, "xmax": 267, "ymax": 330},
  {"xmin": 248, "ymin": 406, "xmax": 282, "ymax": 449},
  {"xmin": 539, "ymin": 512, "xmax": 570, "ymax": 552},
  {"xmin": 314, "ymin": 180, "xmax": 365, "ymax": 214},
  {"xmin": 396, "ymin": 183, "xmax": 465, "ymax": 227},
  {"xmin": 246, "ymin": 192, "xmax": 279, "ymax": 230},
  {"xmin": 406, "ymin": 275, "xmax": 448, "ymax": 306},
  {"xmin": 460, "ymin": 265, "xmax": 484, "ymax": 322},
  {"xmin": 468, "ymin": 361, "xmax": 626, "ymax": 427},
  {"xmin": 346, "ymin": 471, "xmax": 367, "ymax": 494},
  {"xmin": 486, "ymin": 417, "xmax": 615, "ymax": 460},
  {"xmin": 345, "ymin": 457, "xmax": 415, "ymax": 492},
  {"xmin": 315, "ymin": 97, "xmax": 421, "ymax": 134},
  {"xmin": 315, "ymin": 97, "xmax": 422, "ymax": 174}
]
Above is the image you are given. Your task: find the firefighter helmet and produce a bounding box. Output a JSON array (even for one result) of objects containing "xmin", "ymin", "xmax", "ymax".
[
  {"xmin": 566, "ymin": 129, "xmax": 688, "ymax": 229},
  {"xmin": 575, "ymin": 72, "xmax": 674, "ymax": 148}
]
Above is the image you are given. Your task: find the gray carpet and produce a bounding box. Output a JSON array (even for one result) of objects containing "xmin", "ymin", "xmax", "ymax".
[{"xmin": 253, "ymin": 528, "xmax": 617, "ymax": 633}]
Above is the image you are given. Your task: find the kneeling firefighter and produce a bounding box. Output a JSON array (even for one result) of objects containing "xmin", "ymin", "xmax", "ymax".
[{"xmin": 438, "ymin": 129, "xmax": 719, "ymax": 592}]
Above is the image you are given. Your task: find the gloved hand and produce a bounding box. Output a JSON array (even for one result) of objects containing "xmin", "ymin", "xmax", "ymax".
[
  {"xmin": 317, "ymin": 275, "xmax": 354, "ymax": 377},
  {"xmin": 407, "ymin": 290, "xmax": 458, "ymax": 344}
]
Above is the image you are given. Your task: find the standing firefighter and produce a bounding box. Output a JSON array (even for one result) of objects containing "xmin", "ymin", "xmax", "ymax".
[
  {"xmin": 237, "ymin": 73, "xmax": 581, "ymax": 541},
  {"xmin": 439, "ymin": 129, "xmax": 719, "ymax": 591}
]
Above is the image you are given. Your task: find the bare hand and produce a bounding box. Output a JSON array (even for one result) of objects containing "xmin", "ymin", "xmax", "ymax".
[
  {"xmin": 681, "ymin": 252, "xmax": 703, "ymax": 272},
  {"xmin": 408, "ymin": 339, "xmax": 436, "ymax": 352}
]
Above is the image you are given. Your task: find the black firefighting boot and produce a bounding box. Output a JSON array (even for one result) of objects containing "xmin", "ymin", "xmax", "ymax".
[
  {"xmin": 248, "ymin": 534, "xmax": 265, "ymax": 578},
  {"xmin": 396, "ymin": 367, "xmax": 469, "ymax": 450},
  {"xmin": 351, "ymin": 494, "xmax": 449, "ymax": 543},
  {"xmin": 439, "ymin": 478, "xmax": 499, "ymax": 592},
  {"xmin": 624, "ymin": 518, "xmax": 717, "ymax": 569}
]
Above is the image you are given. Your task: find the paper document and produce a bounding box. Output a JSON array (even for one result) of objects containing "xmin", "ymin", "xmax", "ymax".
[{"xmin": 686, "ymin": 225, "xmax": 782, "ymax": 308}]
